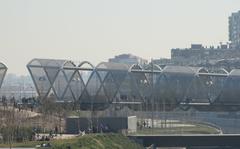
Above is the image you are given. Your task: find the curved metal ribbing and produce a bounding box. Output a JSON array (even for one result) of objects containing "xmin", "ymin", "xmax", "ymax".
[
  {"xmin": 28, "ymin": 58, "xmax": 240, "ymax": 111},
  {"xmin": 0, "ymin": 62, "xmax": 7, "ymax": 89}
]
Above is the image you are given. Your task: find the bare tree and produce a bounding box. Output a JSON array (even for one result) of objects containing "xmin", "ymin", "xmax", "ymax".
[{"xmin": 1, "ymin": 105, "xmax": 16, "ymax": 149}]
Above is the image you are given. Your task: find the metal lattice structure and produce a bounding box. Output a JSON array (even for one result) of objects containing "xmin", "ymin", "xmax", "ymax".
[
  {"xmin": 0, "ymin": 62, "xmax": 7, "ymax": 89},
  {"xmin": 27, "ymin": 58, "xmax": 240, "ymax": 111}
]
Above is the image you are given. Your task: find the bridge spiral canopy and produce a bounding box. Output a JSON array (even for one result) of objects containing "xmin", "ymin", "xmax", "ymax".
[
  {"xmin": 27, "ymin": 58, "xmax": 240, "ymax": 111},
  {"xmin": 0, "ymin": 62, "xmax": 7, "ymax": 89}
]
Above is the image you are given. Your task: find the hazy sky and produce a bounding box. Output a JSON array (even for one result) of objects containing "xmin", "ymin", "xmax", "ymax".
[{"xmin": 0, "ymin": 0, "xmax": 240, "ymax": 75}]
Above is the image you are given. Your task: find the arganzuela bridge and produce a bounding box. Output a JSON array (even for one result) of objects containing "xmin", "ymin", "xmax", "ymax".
[{"xmin": 27, "ymin": 58, "xmax": 240, "ymax": 112}]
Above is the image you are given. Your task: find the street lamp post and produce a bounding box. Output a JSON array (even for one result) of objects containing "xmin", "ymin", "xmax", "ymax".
[{"xmin": 151, "ymin": 59, "xmax": 154, "ymax": 133}]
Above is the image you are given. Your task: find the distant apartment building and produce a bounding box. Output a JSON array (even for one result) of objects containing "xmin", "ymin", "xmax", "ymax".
[
  {"xmin": 229, "ymin": 11, "xmax": 240, "ymax": 49},
  {"xmin": 109, "ymin": 54, "xmax": 148, "ymax": 66},
  {"xmin": 170, "ymin": 44, "xmax": 240, "ymax": 66},
  {"xmin": 170, "ymin": 10, "xmax": 240, "ymax": 68}
]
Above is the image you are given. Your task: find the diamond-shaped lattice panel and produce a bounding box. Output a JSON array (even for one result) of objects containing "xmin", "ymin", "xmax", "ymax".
[
  {"xmin": 86, "ymin": 72, "xmax": 101, "ymax": 97},
  {"xmin": 98, "ymin": 71, "xmax": 108, "ymax": 82},
  {"xmin": 29, "ymin": 67, "xmax": 51, "ymax": 98},
  {"xmin": 95, "ymin": 86, "xmax": 107, "ymax": 103},
  {"xmin": 62, "ymin": 87, "xmax": 74, "ymax": 101},
  {"xmin": 0, "ymin": 68, "xmax": 6, "ymax": 88},
  {"xmin": 53, "ymin": 70, "xmax": 68, "ymax": 100},
  {"xmin": 69, "ymin": 72, "xmax": 85, "ymax": 100},
  {"xmin": 44, "ymin": 67, "xmax": 59, "ymax": 84},
  {"xmin": 79, "ymin": 70, "xmax": 92, "ymax": 86},
  {"xmin": 103, "ymin": 72, "xmax": 118, "ymax": 101}
]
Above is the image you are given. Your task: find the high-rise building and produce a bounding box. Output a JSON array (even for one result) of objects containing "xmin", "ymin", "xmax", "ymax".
[{"xmin": 229, "ymin": 11, "xmax": 240, "ymax": 49}]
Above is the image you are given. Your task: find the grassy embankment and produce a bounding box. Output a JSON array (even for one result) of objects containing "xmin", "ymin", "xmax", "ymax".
[
  {"xmin": 135, "ymin": 123, "xmax": 220, "ymax": 135},
  {"xmin": 0, "ymin": 133, "xmax": 144, "ymax": 149}
]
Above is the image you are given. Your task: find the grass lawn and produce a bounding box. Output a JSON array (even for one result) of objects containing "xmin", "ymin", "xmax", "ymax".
[
  {"xmin": 0, "ymin": 133, "xmax": 144, "ymax": 149},
  {"xmin": 135, "ymin": 123, "xmax": 220, "ymax": 135}
]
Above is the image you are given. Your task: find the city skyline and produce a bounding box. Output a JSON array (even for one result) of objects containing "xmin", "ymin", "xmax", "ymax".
[{"xmin": 0, "ymin": 0, "xmax": 240, "ymax": 75}]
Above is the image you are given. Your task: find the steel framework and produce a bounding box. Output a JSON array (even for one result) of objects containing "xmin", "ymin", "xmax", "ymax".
[
  {"xmin": 0, "ymin": 62, "xmax": 7, "ymax": 89},
  {"xmin": 27, "ymin": 58, "xmax": 240, "ymax": 111}
]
